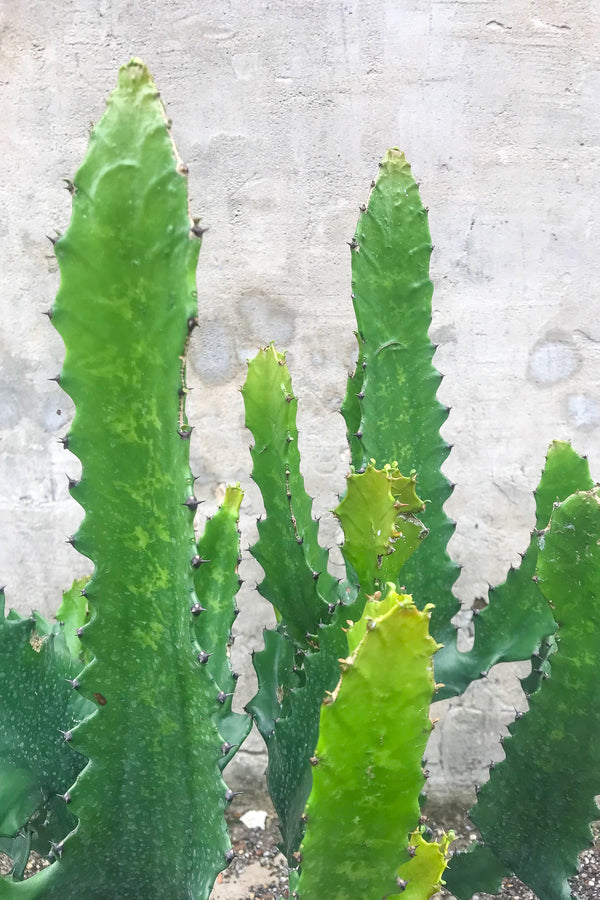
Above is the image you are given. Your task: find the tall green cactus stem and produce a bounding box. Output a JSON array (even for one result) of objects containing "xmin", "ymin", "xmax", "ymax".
[
  {"xmin": 243, "ymin": 343, "xmax": 349, "ymax": 861},
  {"xmin": 343, "ymin": 149, "xmax": 459, "ymax": 676},
  {"xmin": 0, "ymin": 61, "xmax": 241, "ymax": 899},
  {"xmin": 447, "ymin": 489, "xmax": 600, "ymax": 900},
  {"xmin": 242, "ymin": 344, "xmax": 340, "ymax": 643},
  {"xmin": 295, "ymin": 589, "xmax": 442, "ymax": 900}
]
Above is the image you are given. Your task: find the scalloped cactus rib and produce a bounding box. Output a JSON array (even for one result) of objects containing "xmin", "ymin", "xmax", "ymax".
[
  {"xmin": 0, "ymin": 60, "xmax": 240, "ymax": 899},
  {"xmin": 296, "ymin": 589, "xmax": 441, "ymax": 900},
  {"xmin": 344, "ymin": 149, "xmax": 459, "ymax": 660},
  {"xmin": 452, "ymin": 490, "xmax": 600, "ymax": 900}
]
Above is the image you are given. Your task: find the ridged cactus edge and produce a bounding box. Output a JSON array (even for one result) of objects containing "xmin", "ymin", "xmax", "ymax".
[{"xmin": 0, "ymin": 60, "xmax": 246, "ymax": 900}]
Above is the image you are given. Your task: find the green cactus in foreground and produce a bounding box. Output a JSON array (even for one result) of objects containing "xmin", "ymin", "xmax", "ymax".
[
  {"xmin": 295, "ymin": 589, "xmax": 443, "ymax": 900},
  {"xmin": 0, "ymin": 60, "xmax": 247, "ymax": 899}
]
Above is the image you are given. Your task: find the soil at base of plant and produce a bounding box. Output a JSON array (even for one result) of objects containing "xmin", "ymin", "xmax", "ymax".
[{"xmin": 2, "ymin": 813, "xmax": 599, "ymax": 899}]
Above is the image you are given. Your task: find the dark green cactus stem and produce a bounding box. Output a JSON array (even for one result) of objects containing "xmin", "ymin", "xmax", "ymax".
[
  {"xmin": 242, "ymin": 344, "xmax": 339, "ymax": 643},
  {"xmin": 447, "ymin": 489, "xmax": 600, "ymax": 900},
  {"xmin": 437, "ymin": 440, "xmax": 593, "ymax": 698},
  {"xmin": 296, "ymin": 588, "xmax": 442, "ymax": 899},
  {"xmin": 0, "ymin": 590, "xmax": 90, "ymax": 876},
  {"xmin": 343, "ymin": 148, "xmax": 459, "ymax": 674},
  {"xmin": 0, "ymin": 60, "xmax": 240, "ymax": 899},
  {"xmin": 192, "ymin": 484, "xmax": 251, "ymax": 767}
]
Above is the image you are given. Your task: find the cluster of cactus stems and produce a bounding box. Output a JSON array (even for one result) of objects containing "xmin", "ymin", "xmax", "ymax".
[{"xmin": 0, "ymin": 59, "xmax": 598, "ymax": 900}]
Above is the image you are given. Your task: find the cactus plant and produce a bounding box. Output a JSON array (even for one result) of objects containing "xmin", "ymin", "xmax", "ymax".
[
  {"xmin": 243, "ymin": 147, "xmax": 600, "ymax": 900},
  {"xmin": 1, "ymin": 57, "xmax": 599, "ymax": 900}
]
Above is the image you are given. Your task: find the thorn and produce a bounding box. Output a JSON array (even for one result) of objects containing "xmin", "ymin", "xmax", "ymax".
[
  {"xmin": 310, "ymin": 756, "xmax": 320, "ymax": 766},
  {"xmin": 190, "ymin": 224, "xmax": 208, "ymax": 238},
  {"xmin": 217, "ymin": 691, "xmax": 232, "ymax": 704},
  {"xmin": 224, "ymin": 849, "xmax": 235, "ymax": 865},
  {"xmin": 311, "ymin": 571, "xmax": 320, "ymax": 580},
  {"xmin": 46, "ymin": 234, "xmax": 58, "ymax": 246},
  {"xmin": 352, "ymin": 430, "xmax": 363, "ymax": 439},
  {"xmin": 65, "ymin": 535, "xmax": 76, "ymax": 546},
  {"xmin": 58, "ymin": 435, "xmax": 69, "ymax": 449},
  {"xmin": 197, "ymin": 650, "xmax": 211, "ymax": 664},
  {"xmin": 407, "ymin": 845, "xmax": 416, "ymax": 858},
  {"xmin": 191, "ymin": 555, "xmax": 209, "ymax": 568},
  {"xmin": 190, "ymin": 602, "xmax": 206, "ymax": 616},
  {"xmin": 60, "ymin": 729, "xmax": 73, "ymax": 742},
  {"xmin": 61, "ymin": 791, "xmax": 71, "ymax": 804},
  {"xmin": 76, "ymin": 627, "xmax": 84, "ymax": 638},
  {"xmin": 357, "ymin": 391, "xmax": 365, "ymax": 399},
  {"xmin": 63, "ymin": 178, "xmax": 76, "ymax": 195},
  {"xmin": 66, "ymin": 474, "xmax": 79, "ymax": 490},
  {"xmin": 327, "ymin": 603, "xmax": 336, "ymax": 614},
  {"xmin": 49, "ymin": 841, "xmax": 64, "ymax": 859},
  {"xmin": 480, "ymin": 670, "xmax": 489, "ymax": 678},
  {"xmin": 67, "ymin": 677, "xmax": 80, "ymax": 690},
  {"xmin": 396, "ymin": 878, "xmax": 408, "ymax": 892},
  {"xmin": 221, "ymin": 742, "xmax": 235, "ymax": 755},
  {"xmin": 225, "ymin": 789, "xmax": 243, "ymax": 803},
  {"xmin": 347, "ymin": 238, "xmax": 359, "ymax": 250},
  {"xmin": 178, "ymin": 426, "xmax": 193, "ymax": 440},
  {"xmin": 182, "ymin": 496, "xmax": 201, "ymax": 511},
  {"xmin": 80, "ymin": 588, "xmax": 88, "ymax": 598},
  {"xmin": 48, "ymin": 374, "xmax": 61, "ymax": 384},
  {"xmin": 42, "ymin": 308, "xmax": 53, "ymax": 319}
]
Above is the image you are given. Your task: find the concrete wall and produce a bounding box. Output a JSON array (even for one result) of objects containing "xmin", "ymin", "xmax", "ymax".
[{"xmin": 0, "ymin": 0, "xmax": 598, "ymax": 810}]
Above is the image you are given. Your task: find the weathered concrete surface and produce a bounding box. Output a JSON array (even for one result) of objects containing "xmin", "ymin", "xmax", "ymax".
[{"xmin": 0, "ymin": 0, "xmax": 598, "ymax": 811}]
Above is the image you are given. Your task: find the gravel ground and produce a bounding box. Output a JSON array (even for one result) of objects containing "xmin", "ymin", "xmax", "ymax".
[
  {"xmin": 2, "ymin": 814, "xmax": 599, "ymax": 899},
  {"xmin": 211, "ymin": 812, "xmax": 600, "ymax": 900}
]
